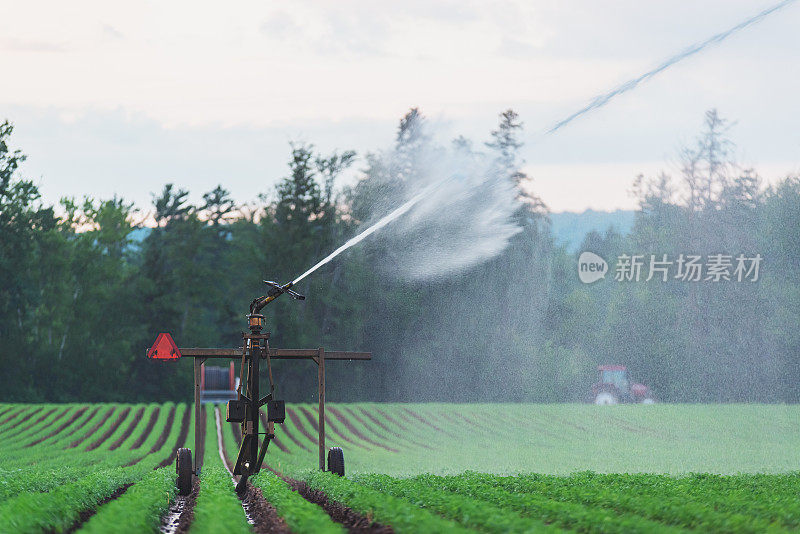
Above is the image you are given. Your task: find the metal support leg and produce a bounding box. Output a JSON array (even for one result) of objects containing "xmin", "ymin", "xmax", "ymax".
[
  {"xmin": 251, "ymin": 347, "xmax": 260, "ymax": 471},
  {"xmin": 194, "ymin": 358, "xmax": 203, "ymax": 474},
  {"xmin": 318, "ymin": 347, "xmax": 325, "ymax": 471}
]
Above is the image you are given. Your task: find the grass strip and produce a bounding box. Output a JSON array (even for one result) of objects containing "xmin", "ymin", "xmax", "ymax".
[
  {"xmin": 495, "ymin": 472, "xmax": 800, "ymax": 532},
  {"xmin": 0, "ymin": 464, "xmax": 149, "ymax": 532},
  {"xmin": 415, "ymin": 473, "xmax": 684, "ymax": 533},
  {"xmin": 252, "ymin": 470, "xmax": 344, "ymax": 534},
  {"xmin": 294, "ymin": 469, "xmax": 472, "ymax": 534},
  {"xmin": 0, "ymin": 404, "xmax": 184, "ymax": 504},
  {"xmin": 355, "ymin": 473, "xmax": 555, "ymax": 533},
  {"xmin": 77, "ymin": 468, "xmax": 176, "ymax": 534},
  {"xmin": 189, "ymin": 407, "xmax": 250, "ymax": 534}
]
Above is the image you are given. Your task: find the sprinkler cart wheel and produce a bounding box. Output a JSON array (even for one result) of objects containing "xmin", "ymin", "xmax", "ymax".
[
  {"xmin": 327, "ymin": 447, "xmax": 345, "ymax": 476},
  {"xmin": 176, "ymin": 447, "xmax": 193, "ymax": 496}
]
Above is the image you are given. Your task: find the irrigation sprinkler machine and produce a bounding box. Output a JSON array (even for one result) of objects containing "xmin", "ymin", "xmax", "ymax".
[{"xmin": 147, "ymin": 280, "xmax": 370, "ymax": 495}]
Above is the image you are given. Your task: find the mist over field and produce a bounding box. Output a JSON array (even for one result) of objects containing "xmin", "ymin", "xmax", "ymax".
[{"xmin": 1, "ymin": 106, "xmax": 798, "ymax": 405}]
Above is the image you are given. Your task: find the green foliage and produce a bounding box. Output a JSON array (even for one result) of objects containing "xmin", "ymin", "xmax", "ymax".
[
  {"xmin": 191, "ymin": 408, "xmax": 251, "ymax": 534},
  {"xmin": 0, "ymin": 401, "xmax": 799, "ymax": 532},
  {"xmin": 0, "ymin": 401, "xmax": 184, "ymax": 532},
  {"xmin": 0, "ymin": 404, "xmax": 183, "ymax": 502},
  {"xmin": 400, "ymin": 473, "xmax": 682, "ymax": 533},
  {"xmin": 353, "ymin": 471, "xmax": 800, "ymax": 533},
  {"xmin": 190, "ymin": 465, "xmax": 251, "ymax": 534},
  {"xmin": 251, "ymin": 471, "xmax": 344, "ymax": 534},
  {"xmin": 262, "ymin": 403, "xmax": 800, "ymax": 476},
  {"xmin": 354, "ymin": 473, "xmax": 554, "ymax": 533},
  {"xmin": 294, "ymin": 469, "xmax": 471, "ymax": 534},
  {"xmin": 0, "ymin": 466, "xmax": 145, "ymax": 533},
  {"xmin": 485, "ymin": 472, "xmax": 800, "ymax": 532},
  {"xmin": 78, "ymin": 468, "xmax": 176, "ymax": 534}
]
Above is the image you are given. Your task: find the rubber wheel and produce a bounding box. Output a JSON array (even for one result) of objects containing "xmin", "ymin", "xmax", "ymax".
[
  {"xmin": 176, "ymin": 447, "xmax": 193, "ymax": 496},
  {"xmin": 327, "ymin": 447, "xmax": 345, "ymax": 477}
]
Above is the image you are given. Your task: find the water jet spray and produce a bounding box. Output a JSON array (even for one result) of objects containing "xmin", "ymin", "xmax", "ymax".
[{"xmin": 287, "ymin": 0, "xmax": 795, "ymax": 289}]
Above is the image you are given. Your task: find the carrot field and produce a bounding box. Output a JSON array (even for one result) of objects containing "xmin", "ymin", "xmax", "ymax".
[{"xmin": 0, "ymin": 403, "xmax": 798, "ymax": 533}]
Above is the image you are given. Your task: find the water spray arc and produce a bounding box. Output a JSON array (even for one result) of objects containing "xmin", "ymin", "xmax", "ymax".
[
  {"xmin": 292, "ymin": 185, "xmax": 436, "ymax": 284},
  {"xmin": 286, "ymin": 0, "xmax": 795, "ymax": 289},
  {"xmin": 545, "ymin": 0, "xmax": 796, "ymax": 134}
]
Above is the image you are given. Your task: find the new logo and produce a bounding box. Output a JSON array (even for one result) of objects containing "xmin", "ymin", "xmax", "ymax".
[{"xmin": 578, "ymin": 252, "xmax": 608, "ymax": 284}]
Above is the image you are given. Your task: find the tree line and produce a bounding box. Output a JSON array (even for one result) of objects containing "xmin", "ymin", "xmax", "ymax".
[{"xmin": 0, "ymin": 109, "xmax": 797, "ymax": 403}]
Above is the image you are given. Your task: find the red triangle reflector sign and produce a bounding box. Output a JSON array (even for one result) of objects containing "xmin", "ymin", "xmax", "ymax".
[{"xmin": 147, "ymin": 333, "xmax": 182, "ymax": 360}]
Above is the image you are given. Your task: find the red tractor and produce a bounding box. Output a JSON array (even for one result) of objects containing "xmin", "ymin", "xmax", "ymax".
[{"xmin": 592, "ymin": 365, "xmax": 654, "ymax": 405}]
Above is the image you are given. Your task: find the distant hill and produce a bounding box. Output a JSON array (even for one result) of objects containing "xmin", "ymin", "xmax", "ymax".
[
  {"xmin": 549, "ymin": 209, "xmax": 636, "ymax": 251},
  {"xmin": 128, "ymin": 211, "xmax": 635, "ymax": 254}
]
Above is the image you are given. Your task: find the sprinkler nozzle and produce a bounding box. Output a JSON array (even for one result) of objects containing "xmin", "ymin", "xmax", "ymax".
[{"xmin": 249, "ymin": 280, "xmax": 305, "ymax": 314}]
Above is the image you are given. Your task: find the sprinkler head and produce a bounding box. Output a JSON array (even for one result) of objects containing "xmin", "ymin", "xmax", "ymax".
[
  {"xmin": 249, "ymin": 280, "xmax": 305, "ymax": 314},
  {"xmin": 263, "ymin": 280, "xmax": 305, "ymax": 300}
]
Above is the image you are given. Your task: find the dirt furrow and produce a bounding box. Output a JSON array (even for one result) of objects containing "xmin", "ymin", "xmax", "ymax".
[
  {"xmin": 160, "ymin": 407, "xmax": 201, "ymax": 534},
  {"xmin": 327, "ymin": 407, "xmax": 398, "ymax": 452},
  {"xmin": 161, "ymin": 479, "xmax": 198, "ymax": 534},
  {"xmin": 4, "ymin": 407, "xmax": 67, "ymax": 444},
  {"xmin": 69, "ymin": 406, "xmax": 115, "ymax": 448},
  {"xmin": 109, "ymin": 406, "xmax": 146, "ymax": 450},
  {"xmin": 4, "ymin": 407, "xmax": 56, "ymax": 438},
  {"xmin": 400, "ymin": 407, "xmax": 460, "ymax": 439},
  {"xmin": 299, "ymin": 406, "xmax": 320, "ymax": 432},
  {"xmin": 0, "ymin": 406, "xmax": 12, "ymax": 422},
  {"xmin": 14, "ymin": 407, "xmax": 72, "ymax": 442},
  {"xmin": 355, "ymin": 407, "xmax": 434, "ymax": 450},
  {"xmin": 26, "ymin": 407, "xmax": 88, "ymax": 447},
  {"xmin": 64, "ymin": 483, "xmax": 134, "ymax": 534},
  {"xmin": 273, "ymin": 415, "xmax": 311, "ymax": 451},
  {"xmin": 156, "ymin": 405, "xmax": 187, "ymax": 469},
  {"xmin": 131, "ymin": 406, "xmax": 161, "ymax": 449},
  {"xmin": 24, "ymin": 407, "xmax": 58, "ymax": 428},
  {"xmin": 221, "ymin": 408, "xmax": 390, "ymax": 533},
  {"xmin": 375, "ymin": 409, "xmax": 410, "ymax": 431},
  {"xmin": 282, "ymin": 475, "xmax": 393, "ymax": 533},
  {"xmin": 60, "ymin": 406, "xmax": 100, "ymax": 441},
  {"xmin": 438, "ymin": 412, "xmax": 484, "ymax": 434},
  {"xmin": 214, "ymin": 407, "xmax": 289, "ymax": 534},
  {"xmin": 151, "ymin": 405, "xmax": 178, "ymax": 454},
  {"xmin": 0, "ymin": 407, "xmax": 24, "ymax": 427},
  {"xmin": 300, "ymin": 406, "xmax": 369, "ymax": 451},
  {"xmin": 286, "ymin": 407, "xmax": 318, "ymax": 445},
  {"xmin": 86, "ymin": 407, "xmax": 132, "ymax": 451}
]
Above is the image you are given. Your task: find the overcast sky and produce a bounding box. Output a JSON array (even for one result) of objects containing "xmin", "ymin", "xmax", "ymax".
[{"xmin": 1, "ymin": 0, "xmax": 798, "ymax": 212}]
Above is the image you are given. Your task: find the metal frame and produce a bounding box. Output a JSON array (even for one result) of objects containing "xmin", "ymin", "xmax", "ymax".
[
  {"xmin": 181, "ymin": 346, "xmax": 370, "ymax": 474},
  {"xmin": 148, "ymin": 280, "xmax": 370, "ymax": 492}
]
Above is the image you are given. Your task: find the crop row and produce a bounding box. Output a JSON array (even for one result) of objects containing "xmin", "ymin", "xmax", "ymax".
[
  {"xmin": 0, "ymin": 404, "xmax": 180, "ymax": 501},
  {"xmin": 289, "ymin": 468, "xmax": 471, "ymax": 533},
  {"xmin": 461, "ymin": 472, "xmax": 800, "ymax": 532},
  {"xmin": 0, "ymin": 403, "xmax": 188, "ymax": 532},
  {"xmin": 190, "ymin": 407, "xmax": 251, "ymax": 534},
  {"xmin": 258, "ymin": 403, "xmax": 800, "ymax": 476},
  {"xmin": 2, "ymin": 402, "xmax": 799, "ymax": 534},
  {"xmin": 218, "ymin": 406, "xmax": 344, "ymax": 534}
]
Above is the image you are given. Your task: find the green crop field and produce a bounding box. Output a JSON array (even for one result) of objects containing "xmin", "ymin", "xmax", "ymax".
[{"xmin": 0, "ymin": 403, "xmax": 798, "ymax": 533}]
